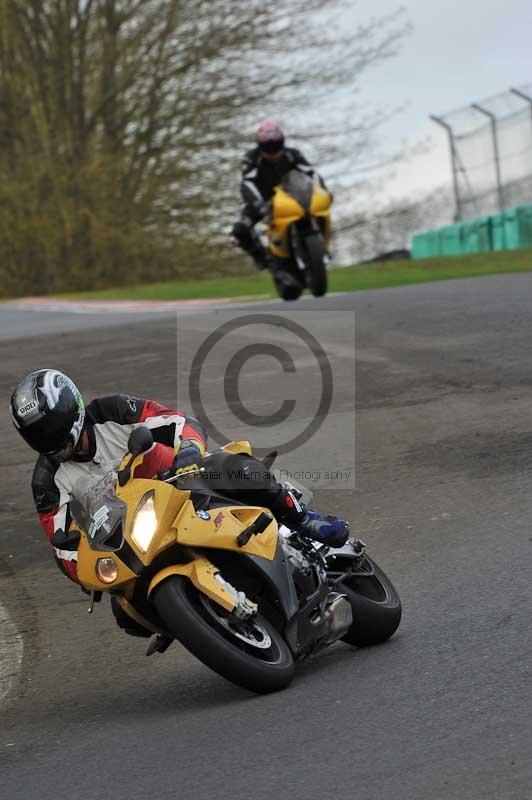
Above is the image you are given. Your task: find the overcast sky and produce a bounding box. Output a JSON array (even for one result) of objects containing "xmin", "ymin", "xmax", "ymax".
[{"xmin": 348, "ymin": 0, "xmax": 532, "ymax": 202}]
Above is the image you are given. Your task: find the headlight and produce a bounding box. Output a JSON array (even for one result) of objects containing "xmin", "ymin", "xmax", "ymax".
[
  {"xmin": 131, "ymin": 491, "xmax": 157, "ymax": 552},
  {"xmin": 96, "ymin": 557, "xmax": 118, "ymax": 584}
]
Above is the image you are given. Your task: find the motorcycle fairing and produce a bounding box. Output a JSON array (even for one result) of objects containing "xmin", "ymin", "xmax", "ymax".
[
  {"xmin": 267, "ymin": 180, "xmax": 331, "ymax": 258},
  {"xmin": 220, "ymin": 547, "xmax": 334, "ymax": 657},
  {"xmin": 173, "ymin": 499, "xmax": 278, "ymax": 560},
  {"xmin": 76, "ymin": 533, "xmax": 138, "ymax": 590},
  {"xmin": 147, "ymin": 559, "xmax": 238, "ymax": 613}
]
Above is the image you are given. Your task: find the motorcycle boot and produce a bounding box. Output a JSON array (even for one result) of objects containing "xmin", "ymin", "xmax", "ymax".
[
  {"xmin": 271, "ymin": 489, "xmax": 350, "ymax": 548},
  {"xmin": 249, "ymin": 240, "xmax": 272, "ymax": 271},
  {"xmin": 231, "ymin": 220, "xmax": 270, "ymax": 271},
  {"xmin": 295, "ymin": 509, "xmax": 350, "ymax": 548}
]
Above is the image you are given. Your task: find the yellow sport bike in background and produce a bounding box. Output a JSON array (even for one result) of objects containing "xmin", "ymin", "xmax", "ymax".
[{"xmin": 265, "ymin": 170, "xmax": 332, "ymax": 298}]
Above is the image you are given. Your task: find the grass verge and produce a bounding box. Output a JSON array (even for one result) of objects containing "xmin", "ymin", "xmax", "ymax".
[{"xmin": 57, "ymin": 248, "xmax": 532, "ymax": 302}]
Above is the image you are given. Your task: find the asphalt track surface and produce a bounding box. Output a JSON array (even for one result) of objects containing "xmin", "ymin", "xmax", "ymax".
[{"xmin": 2, "ymin": 274, "xmax": 532, "ymax": 800}]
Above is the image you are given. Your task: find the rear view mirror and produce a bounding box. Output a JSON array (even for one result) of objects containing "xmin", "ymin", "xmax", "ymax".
[
  {"xmin": 127, "ymin": 426, "xmax": 153, "ymax": 457},
  {"xmin": 118, "ymin": 427, "xmax": 154, "ymax": 487}
]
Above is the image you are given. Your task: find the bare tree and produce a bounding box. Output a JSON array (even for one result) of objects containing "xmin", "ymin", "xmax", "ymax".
[{"xmin": 0, "ymin": 0, "xmax": 409, "ymax": 295}]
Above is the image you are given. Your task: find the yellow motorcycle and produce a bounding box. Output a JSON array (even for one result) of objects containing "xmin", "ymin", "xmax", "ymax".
[
  {"xmin": 72, "ymin": 427, "xmax": 401, "ymax": 694},
  {"xmin": 266, "ymin": 170, "xmax": 332, "ymax": 298}
]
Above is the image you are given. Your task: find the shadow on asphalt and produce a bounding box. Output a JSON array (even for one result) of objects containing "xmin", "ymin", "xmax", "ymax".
[{"xmin": 7, "ymin": 638, "xmax": 404, "ymax": 730}]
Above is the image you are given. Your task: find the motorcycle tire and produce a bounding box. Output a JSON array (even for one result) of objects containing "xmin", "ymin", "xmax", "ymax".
[
  {"xmin": 336, "ymin": 556, "xmax": 402, "ymax": 647},
  {"xmin": 304, "ymin": 233, "xmax": 327, "ymax": 297},
  {"xmin": 153, "ymin": 576, "xmax": 295, "ymax": 694}
]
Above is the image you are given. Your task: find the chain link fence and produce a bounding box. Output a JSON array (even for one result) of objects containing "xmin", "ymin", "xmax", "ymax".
[{"xmin": 433, "ymin": 83, "xmax": 532, "ymax": 222}]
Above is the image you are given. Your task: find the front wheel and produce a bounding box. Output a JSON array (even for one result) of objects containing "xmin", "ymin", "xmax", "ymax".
[
  {"xmin": 304, "ymin": 232, "xmax": 327, "ymax": 297},
  {"xmin": 332, "ymin": 555, "xmax": 401, "ymax": 647},
  {"xmin": 153, "ymin": 576, "xmax": 295, "ymax": 694}
]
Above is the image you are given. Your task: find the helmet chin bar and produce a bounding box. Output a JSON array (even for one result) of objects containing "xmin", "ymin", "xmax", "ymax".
[
  {"xmin": 53, "ymin": 410, "xmax": 85, "ymax": 461},
  {"xmin": 52, "ymin": 438, "xmax": 75, "ymax": 462}
]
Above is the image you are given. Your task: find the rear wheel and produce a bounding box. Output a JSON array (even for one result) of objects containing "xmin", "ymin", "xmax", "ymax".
[
  {"xmin": 330, "ymin": 555, "xmax": 401, "ymax": 647},
  {"xmin": 153, "ymin": 576, "xmax": 295, "ymax": 694}
]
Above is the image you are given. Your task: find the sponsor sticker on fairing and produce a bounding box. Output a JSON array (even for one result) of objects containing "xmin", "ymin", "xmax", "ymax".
[{"xmin": 88, "ymin": 505, "xmax": 111, "ymax": 539}]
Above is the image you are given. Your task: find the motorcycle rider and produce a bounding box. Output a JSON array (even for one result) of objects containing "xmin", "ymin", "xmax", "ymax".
[
  {"xmin": 230, "ymin": 120, "xmax": 328, "ymax": 300},
  {"xmin": 11, "ymin": 369, "xmax": 349, "ymax": 641}
]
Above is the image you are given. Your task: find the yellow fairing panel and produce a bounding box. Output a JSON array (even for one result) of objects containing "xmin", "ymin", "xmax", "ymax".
[
  {"xmin": 272, "ymin": 187, "xmax": 304, "ymax": 221},
  {"xmin": 267, "ymin": 183, "xmax": 332, "ymax": 258},
  {"xmin": 221, "ymin": 440, "xmax": 252, "ymax": 455},
  {"xmin": 311, "ymin": 187, "xmax": 331, "ymax": 215},
  {"xmin": 118, "ymin": 478, "xmax": 188, "ymax": 565},
  {"xmin": 76, "ymin": 535, "xmax": 137, "ymax": 590},
  {"xmin": 175, "ymin": 501, "xmax": 278, "ymax": 560},
  {"xmin": 147, "ymin": 559, "xmax": 236, "ymax": 612},
  {"xmin": 267, "ymin": 187, "xmax": 305, "ymax": 256}
]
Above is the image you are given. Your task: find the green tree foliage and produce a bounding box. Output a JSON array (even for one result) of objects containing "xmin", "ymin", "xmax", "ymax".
[{"xmin": 0, "ymin": 0, "xmax": 407, "ymax": 297}]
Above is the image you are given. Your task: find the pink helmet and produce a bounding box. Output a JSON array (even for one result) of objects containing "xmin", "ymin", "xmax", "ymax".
[{"xmin": 256, "ymin": 120, "xmax": 285, "ymax": 159}]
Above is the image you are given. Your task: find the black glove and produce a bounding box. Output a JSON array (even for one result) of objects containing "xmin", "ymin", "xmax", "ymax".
[{"xmin": 172, "ymin": 439, "xmax": 204, "ymax": 478}]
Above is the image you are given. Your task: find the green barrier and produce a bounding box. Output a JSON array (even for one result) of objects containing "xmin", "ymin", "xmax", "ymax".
[
  {"xmin": 412, "ymin": 232, "xmax": 433, "ymax": 259},
  {"xmin": 440, "ymin": 223, "xmax": 463, "ymax": 255},
  {"xmin": 465, "ymin": 216, "xmax": 492, "ymax": 253},
  {"xmin": 411, "ymin": 203, "xmax": 532, "ymax": 259},
  {"xmin": 462, "ymin": 221, "xmax": 477, "ymax": 253},
  {"xmin": 427, "ymin": 229, "xmax": 441, "ymax": 257},
  {"xmin": 519, "ymin": 205, "xmax": 532, "ymax": 248},
  {"xmin": 505, "ymin": 205, "xmax": 532, "ymax": 249},
  {"xmin": 479, "ymin": 216, "xmax": 493, "ymax": 251},
  {"xmin": 504, "ymin": 208, "xmax": 520, "ymax": 249},
  {"xmin": 491, "ymin": 213, "xmax": 506, "ymax": 251}
]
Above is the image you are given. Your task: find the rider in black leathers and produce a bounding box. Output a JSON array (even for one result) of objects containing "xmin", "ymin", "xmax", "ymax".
[
  {"xmin": 230, "ymin": 121, "xmax": 325, "ymax": 299},
  {"xmin": 231, "ymin": 123, "xmax": 315, "ymax": 267}
]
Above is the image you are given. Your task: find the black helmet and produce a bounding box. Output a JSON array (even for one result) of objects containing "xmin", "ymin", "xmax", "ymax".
[{"xmin": 10, "ymin": 369, "xmax": 85, "ymax": 456}]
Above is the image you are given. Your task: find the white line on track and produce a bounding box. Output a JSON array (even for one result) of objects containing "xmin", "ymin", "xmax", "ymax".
[
  {"xmin": 0, "ymin": 600, "xmax": 23, "ymax": 706},
  {"xmin": 4, "ymin": 292, "xmax": 344, "ymax": 315}
]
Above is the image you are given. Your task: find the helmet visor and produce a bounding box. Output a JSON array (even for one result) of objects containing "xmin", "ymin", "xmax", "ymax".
[
  {"xmin": 18, "ymin": 409, "xmax": 76, "ymax": 454},
  {"xmin": 258, "ymin": 139, "xmax": 284, "ymax": 155}
]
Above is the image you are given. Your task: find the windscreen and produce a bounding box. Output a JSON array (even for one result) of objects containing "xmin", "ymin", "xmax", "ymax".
[
  {"xmin": 70, "ymin": 469, "xmax": 126, "ymax": 550},
  {"xmin": 281, "ymin": 170, "xmax": 314, "ymax": 212}
]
